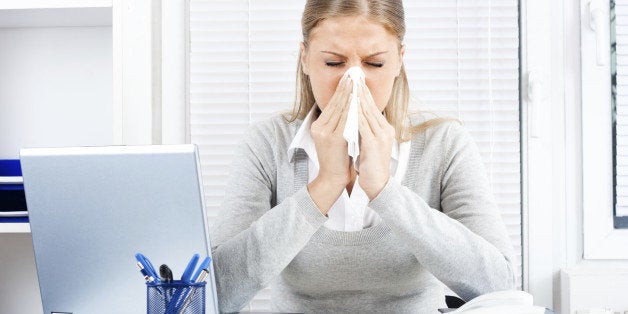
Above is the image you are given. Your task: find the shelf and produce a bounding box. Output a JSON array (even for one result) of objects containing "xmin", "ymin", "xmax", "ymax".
[
  {"xmin": 0, "ymin": 2, "xmax": 112, "ymax": 28},
  {"xmin": 0, "ymin": 177, "xmax": 23, "ymax": 184},
  {"xmin": 0, "ymin": 0, "xmax": 111, "ymax": 10},
  {"xmin": 0, "ymin": 223, "xmax": 30, "ymax": 233}
]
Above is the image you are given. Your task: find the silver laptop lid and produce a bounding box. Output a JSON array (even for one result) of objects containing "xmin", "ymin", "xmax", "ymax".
[{"xmin": 20, "ymin": 144, "xmax": 219, "ymax": 314}]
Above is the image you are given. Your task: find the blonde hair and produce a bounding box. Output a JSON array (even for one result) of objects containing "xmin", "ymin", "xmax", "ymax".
[{"xmin": 285, "ymin": 0, "xmax": 451, "ymax": 142}]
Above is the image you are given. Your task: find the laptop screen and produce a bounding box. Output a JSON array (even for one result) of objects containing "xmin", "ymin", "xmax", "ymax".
[{"xmin": 21, "ymin": 145, "xmax": 219, "ymax": 314}]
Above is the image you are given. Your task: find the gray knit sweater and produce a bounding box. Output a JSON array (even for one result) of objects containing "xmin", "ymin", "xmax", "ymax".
[{"xmin": 210, "ymin": 114, "xmax": 516, "ymax": 313}]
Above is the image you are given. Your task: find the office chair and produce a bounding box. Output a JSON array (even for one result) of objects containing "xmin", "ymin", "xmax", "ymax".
[{"xmin": 445, "ymin": 295, "xmax": 466, "ymax": 309}]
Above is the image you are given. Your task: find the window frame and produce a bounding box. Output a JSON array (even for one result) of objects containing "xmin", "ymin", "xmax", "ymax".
[
  {"xmin": 610, "ymin": 0, "xmax": 628, "ymax": 228},
  {"xmin": 581, "ymin": 0, "xmax": 628, "ymax": 260}
]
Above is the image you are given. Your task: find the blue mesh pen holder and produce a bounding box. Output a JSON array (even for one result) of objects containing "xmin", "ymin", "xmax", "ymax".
[{"xmin": 147, "ymin": 281, "xmax": 206, "ymax": 314}]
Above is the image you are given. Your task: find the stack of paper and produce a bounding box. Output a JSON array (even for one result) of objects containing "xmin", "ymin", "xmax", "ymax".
[{"xmin": 442, "ymin": 290, "xmax": 548, "ymax": 314}]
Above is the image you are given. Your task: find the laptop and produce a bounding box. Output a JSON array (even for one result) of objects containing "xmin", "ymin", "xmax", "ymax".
[{"xmin": 20, "ymin": 144, "xmax": 219, "ymax": 314}]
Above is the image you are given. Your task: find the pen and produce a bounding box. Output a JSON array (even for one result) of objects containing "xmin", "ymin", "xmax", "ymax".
[
  {"xmin": 136, "ymin": 262, "xmax": 155, "ymax": 283},
  {"xmin": 191, "ymin": 256, "xmax": 211, "ymax": 282},
  {"xmin": 158, "ymin": 263, "xmax": 174, "ymax": 310},
  {"xmin": 195, "ymin": 268, "xmax": 209, "ymax": 283},
  {"xmin": 180, "ymin": 253, "xmax": 199, "ymax": 283},
  {"xmin": 136, "ymin": 255, "xmax": 165, "ymax": 298},
  {"xmin": 159, "ymin": 264, "xmax": 173, "ymax": 284},
  {"xmin": 135, "ymin": 253, "xmax": 161, "ymax": 284},
  {"xmin": 177, "ymin": 268, "xmax": 210, "ymax": 314},
  {"xmin": 166, "ymin": 254, "xmax": 200, "ymax": 313}
]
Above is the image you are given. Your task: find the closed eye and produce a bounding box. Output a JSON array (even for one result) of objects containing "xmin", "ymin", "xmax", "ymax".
[
  {"xmin": 325, "ymin": 61, "xmax": 345, "ymax": 67},
  {"xmin": 365, "ymin": 62, "xmax": 384, "ymax": 68}
]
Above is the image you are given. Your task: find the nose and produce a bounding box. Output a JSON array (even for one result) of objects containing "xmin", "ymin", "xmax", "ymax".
[
  {"xmin": 344, "ymin": 63, "xmax": 368, "ymax": 87},
  {"xmin": 347, "ymin": 61, "xmax": 363, "ymax": 71},
  {"xmin": 344, "ymin": 60, "xmax": 366, "ymax": 78}
]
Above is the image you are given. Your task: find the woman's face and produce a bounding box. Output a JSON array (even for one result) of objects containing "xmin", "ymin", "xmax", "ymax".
[{"xmin": 300, "ymin": 15, "xmax": 405, "ymax": 111}]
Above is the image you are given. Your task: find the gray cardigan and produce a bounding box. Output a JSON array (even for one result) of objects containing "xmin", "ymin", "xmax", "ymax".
[{"xmin": 209, "ymin": 114, "xmax": 516, "ymax": 313}]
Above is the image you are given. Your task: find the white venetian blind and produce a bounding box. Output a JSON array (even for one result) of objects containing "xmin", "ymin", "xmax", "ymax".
[
  {"xmin": 614, "ymin": 0, "xmax": 628, "ymax": 217},
  {"xmin": 403, "ymin": 0, "xmax": 522, "ymax": 289},
  {"xmin": 189, "ymin": 0, "xmax": 521, "ymax": 311}
]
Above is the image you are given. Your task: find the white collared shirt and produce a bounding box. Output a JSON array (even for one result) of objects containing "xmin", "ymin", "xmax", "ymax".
[{"xmin": 287, "ymin": 108, "xmax": 411, "ymax": 231}]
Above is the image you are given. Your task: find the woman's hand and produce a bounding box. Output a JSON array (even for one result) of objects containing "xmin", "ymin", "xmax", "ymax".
[
  {"xmin": 357, "ymin": 82, "xmax": 395, "ymax": 200},
  {"xmin": 307, "ymin": 78, "xmax": 352, "ymax": 214}
]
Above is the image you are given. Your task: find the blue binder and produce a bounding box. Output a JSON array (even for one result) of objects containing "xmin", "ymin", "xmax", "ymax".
[{"xmin": 0, "ymin": 159, "xmax": 28, "ymax": 222}]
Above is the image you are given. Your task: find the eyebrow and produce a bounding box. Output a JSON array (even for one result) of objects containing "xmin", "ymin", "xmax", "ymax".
[{"xmin": 320, "ymin": 50, "xmax": 389, "ymax": 58}]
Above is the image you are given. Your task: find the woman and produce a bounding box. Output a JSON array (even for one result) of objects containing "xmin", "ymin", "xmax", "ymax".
[{"xmin": 210, "ymin": 0, "xmax": 516, "ymax": 312}]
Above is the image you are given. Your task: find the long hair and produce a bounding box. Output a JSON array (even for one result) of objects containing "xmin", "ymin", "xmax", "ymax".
[{"xmin": 285, "ymin": 0, "xmax": 449, "ymax": 142}]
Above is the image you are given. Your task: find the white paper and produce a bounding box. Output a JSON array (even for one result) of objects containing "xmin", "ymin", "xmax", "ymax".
[{"xmin": 447, "ymin": 290, "xmax": 545, "ymax": 314}]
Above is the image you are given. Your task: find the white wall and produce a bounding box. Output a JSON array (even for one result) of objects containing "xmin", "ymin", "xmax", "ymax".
[{"xmin": 0, "ymin": 26, "xmax": 114, "ymax": 159}]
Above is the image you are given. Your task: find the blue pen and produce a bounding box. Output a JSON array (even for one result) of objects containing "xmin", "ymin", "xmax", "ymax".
[
  {"xmin": 177, "ymin": 255, "xmax": 210, "ymax": 311},
  {"xmin": 180, "ymin": 253, "xmax": 199, "ymax": 283},
  {"xmin": 136, "ymin": 262, "xmax": 155, "ymax": 282},
  {"xmin": 166, "ymin": 254, "xmax": 199, "ymax": 313},
  {"xmin": 191, "ymin": 256, "xmax": 211, "ymax": 282},
  {"xmin": 135, "ymin": 253, "xmax": 157, "ymax": 279},
  {"xmin": 166, "ymin": 253, "xmax": 200, "ymax": 313},
  {"xmin": 135, "ymin": 253, "xmax": 161, "ymax": 284}
]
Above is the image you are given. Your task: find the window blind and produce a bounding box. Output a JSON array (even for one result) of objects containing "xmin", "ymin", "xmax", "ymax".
[
  {"xmin": 189, "ymin": 0, "xmax": 520, "ymax": 311},
  {"xmin": 614, "ymin": 0, "xmax": 628, "ymax": 217}
]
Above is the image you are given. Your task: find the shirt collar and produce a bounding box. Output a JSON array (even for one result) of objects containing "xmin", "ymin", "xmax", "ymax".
[{"xmin": 287, "ymin": 107, "xmax": 318, "ymax": 165}]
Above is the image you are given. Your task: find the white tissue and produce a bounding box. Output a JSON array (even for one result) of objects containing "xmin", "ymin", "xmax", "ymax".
[{"xmin": 342, "ymin": 66, "xmax": 365, "ymax": 171}]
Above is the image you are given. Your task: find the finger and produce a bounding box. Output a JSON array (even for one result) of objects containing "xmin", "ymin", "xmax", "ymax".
[
  {"xmin": 358, "ymin": 91, "xmax": 386, "ymax": 138},
  {"xmin": 358, "ymin": 101, "xmax": 375, "ymax": 140},
  {"xmin": 334, "ymin": 97, "xmax": 351, "ymax": 133},
  {"xmin": 328, "ymin": 80, "xmax": 352, "ymax": 131},
  {"xmin": 359, "ymin": 83, "xmax": 388, "ymax": 128},
  {"xmin": 317, "ymin": 78, "xmax": 352, "ymax": 125}
]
